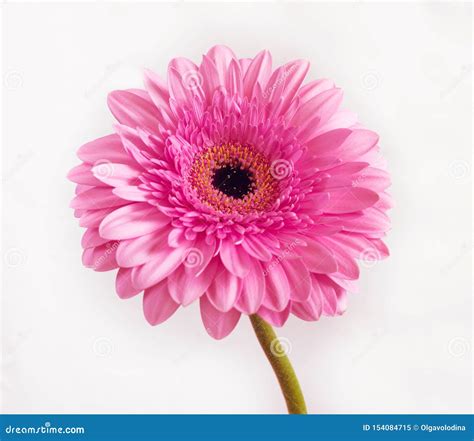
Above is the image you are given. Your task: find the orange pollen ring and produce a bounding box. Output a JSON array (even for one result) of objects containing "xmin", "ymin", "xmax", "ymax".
[{"xmin": 188, "ymin": 143, "xmax": 279, "ymax": 214}]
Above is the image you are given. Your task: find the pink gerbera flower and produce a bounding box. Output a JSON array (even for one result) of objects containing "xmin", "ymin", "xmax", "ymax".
[{"xmin": 68, "ymin": 45, "xmax": 391, "ymax": 342}]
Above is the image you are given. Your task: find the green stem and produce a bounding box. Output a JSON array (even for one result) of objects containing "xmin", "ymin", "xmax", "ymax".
[{"xmin": 249, "ymin": 314, "xmax": 308, "ymax": 414}]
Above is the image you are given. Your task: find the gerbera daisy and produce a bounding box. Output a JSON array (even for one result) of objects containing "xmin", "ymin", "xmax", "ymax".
[{"xmin": 69, "ymin": 45, "xmax": 391, "ymax": 413}]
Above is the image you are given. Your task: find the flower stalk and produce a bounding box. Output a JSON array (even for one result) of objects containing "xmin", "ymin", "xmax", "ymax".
[{"xmin": 249, "ymin": 314, "xmax": 307, "ymax": 414}]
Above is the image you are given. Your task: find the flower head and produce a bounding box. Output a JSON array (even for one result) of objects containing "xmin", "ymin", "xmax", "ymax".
[{"xmin": 69, "ymin": 45, "xmax": 391, "ymax": 339}]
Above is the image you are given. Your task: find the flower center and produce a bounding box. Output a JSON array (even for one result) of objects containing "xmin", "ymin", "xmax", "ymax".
[
  {"xmin": 212, "ymin": 164, "xmax": 253, "ymax": 199},
  {"xmin": 188, "ymin": 143, "xmax": 279, "ymax": 214}
]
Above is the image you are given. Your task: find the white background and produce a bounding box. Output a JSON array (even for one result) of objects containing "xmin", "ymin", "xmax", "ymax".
[{"xmin": 2, "ymin": 2, "xmax": 472, "ymax": 414}]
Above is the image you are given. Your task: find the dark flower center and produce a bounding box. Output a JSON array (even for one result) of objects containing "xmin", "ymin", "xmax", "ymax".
[
  {"xmin": 212, "ymin": 164, "xmax": 253, "ymax": 199},
  {"xmin": 188, "ymin": 143, "xmax": 279, "ymax": 214}
]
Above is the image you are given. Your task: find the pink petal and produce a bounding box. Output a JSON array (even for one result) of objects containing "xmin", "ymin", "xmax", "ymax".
[
  {"xmin": 264, "ymin": 65, "xmax": 287, "ymax": 102},
  {"xmin": 257, "ymin": 305, "xmax": 291, "ymax": 328},
  {"xmin": 317, "ymin": 164, "xmax": 373, "ymax": 190},
  {"xmin": 114, "ymin": 124, "xmax": 153, "ymax": 169},
  {"xmin": 241, "ymin": 235, "xmax": 274, "ymax": 262},
  {"xmin": 167, "ymin": 228, "xmax": 188, "ymax": 248},
  {"xmin": 262, "ymin": 262, "xmax": 290, "ymax": 311},
  {"xmin": 278, "ymin": 60, "xmax": 310, "ymax": 114},
  {"xmin": 74, "ymin": 208, "xmax": 85, "ymax": 218},
  {"xmin": 306, "ymin": 129, "xmax": 352, "ymax": 156},
  {"xmin": 329, "ymin": 233, "xmax": 389, "ymax": 261},
  {"xmin": 236, "ymin": 260, "xmax": 265, "ymax": 314},
  {"xmin": 107, "ymin": 90, "xmax": 160, "ymax": 133},
  {"xmin": 281, "ymin": 259, "xmax": 312, "ymax": 302},
  {"xmin": 116, "ymin": 267, "xmax": 141, "ymax": 299},
  {"xmin": 99, "ymin": 202, "xmax": 170, "ymax": 240},
  {"xmin": 131, "ymin": 247, "xmax": 185, "ymax": 291},
  {"xmin": 319, "ymin": 237, "xmax": 360, "ymax": 280},
  {"xmin": 181, "ymin": 236, "xmax": 216, "ymax": 277},
  {"xmin": 116, "ymin": 229, "xmax": 168, "ymax": 267},
  {"xmin": 77, "ymin": 134, "xmax": 133, "ymax": 165},
  {"xmin": 199, "ymin": 55, "xmax": 221, "ymax": 100},
  {"xmin": 375, "ymin": 191, "xmax": 394, "ymax": 211},
  {"xmin": 336, "ymin": 290, "xmax": 348, "ymax": 315},
  {"xmin": 79, "ymin": 207, "xmax": 117, "ymax": 228},
  {"xmin": 226, "ymin": 58, "xmax": 243, "ymax": 96},
  {"xmin": 340, "ymin": 129, "xmax": 379, "ymax": 159},
  {"xmin": 219, "ymin": 240, "xmax": 251, "ymax": 278},
  {"xmin": 81, "ymin": 228, "xmax": 109, "ymax": 249},
  {"xmin": 205, "ymin": 45, "xmax": 237, "ymax": 85},
  {"xmin": 200, "ymin": 296, "xmax": 241, "ymax": 340},
  {"xmin": 338, "ymin": 209, "xmax": 391, "ymax": 235},
  {"xmin": 291, "ymin": 289, "xmax": 323, "ymax": 322},
  {"xmin": 297, "ymin": 239, "xmax": 338, "ymax": 274},
  {"xmin": 292, "ymin": 88, "xmax": 343, "ymax": 135},
  {"xmin": 82, "ymin": 241, "xmax": 119, "ymax": 272},
  {"xmin": 239, "ymin": 58, "xmax": 252, "ymax": 76},
  {"xmin": 243, "ymin": 50, "xmax": 272, "ymax": 98},
  {"xmin": 300, "ymin": 275, "xmax": 325, "ymax": 320},
  {"xmin": 325, "ymin": 188, "xmax": 379, "ymax": 214},
  {"xmin": 112, "ymin": 186, "xmax": 148, "ymax": 202},
  {"xmin": 68, "ymin": 164, "xmax": 104, "ymax": 186},
  {"xmin": 169, "ymin": 56, "xmax": 200, "ymax": 77},
  {"xmin": 168, "ymin": 58, "xmax": 204, "ymax": 104},
  {"xmin": 350, "ymin": 167, "xmax": 391, "ymax": 192},
  {"xmin": 92, "ymin": 163, "xmax": 141, "ymax": 187},
  {"xmin": 370, "ymin": 239, "xmax": 390, "ymax": 259},
  {"xmin": 143, "ymin": 69, "xmax": 174, "ymax": 126},
  {"xmin": 328, "ymin": 275, "xmax": 359, "ymax": 294},
  {"xmin": 297, "ymin": 79, "xmax": 335, "ymax": 105},
  {"xmin": 325, "ymin": 162, "xmax": 370, "ymax": 177},
  {"xmin": 70, "ymin": 187, "xmax": 125, "ymax": 210},
  {"xmin": 75, "ymin": 185, "xmax": 93, "ymax": 195},
  {"xmin": 315, "ymin": 109, "xmax": 358, "ymax": 135},
  {"xmin": 168, "ymin": 258, "xmax": 218, "ymax": 306},
  {"xmin": 143, "ymin": 279, "xmax": 179, "ymax": 325},
  {"xmin": 206, "ymin": 264, "xmax": 242, "ymax": 312},
  {"xmin": 314, "ymin": 275, "xmax": 344, "ymax": 316}
]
